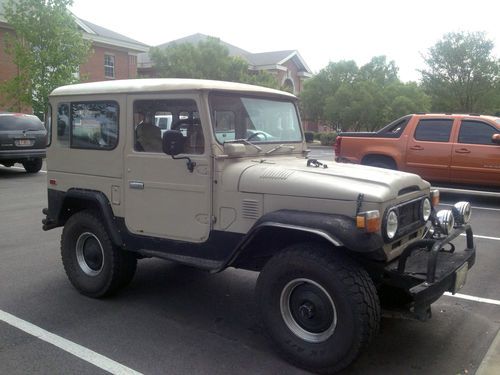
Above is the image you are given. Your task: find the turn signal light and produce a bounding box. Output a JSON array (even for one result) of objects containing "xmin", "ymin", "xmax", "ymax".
[
  {"xmin": 430, "ymin": 189, "xmax": 440, "ymax": 207},
  {"xmin": 356, "ymin": 210, "xmax": 381, "ymax": 233}
]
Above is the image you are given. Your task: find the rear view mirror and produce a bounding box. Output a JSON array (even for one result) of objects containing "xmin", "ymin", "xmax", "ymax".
[
  {"xmin": 492, "ymin": 133, "xmax": 500, "ymax": 145},
  {"xmin": 162, "ymin": 130, "xmax": 184, "ymax": 156}
]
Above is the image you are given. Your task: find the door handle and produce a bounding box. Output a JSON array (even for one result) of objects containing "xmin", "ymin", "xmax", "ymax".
[
  {"xmin": 455, "ymin": 148, "xmax": 471, "ymax": 154},
  {"xmin": 410, "ymin": 145, "xmax": 424, "ymax": 151},
  {"xmin": 129, "ymin": 181, "xmax": 144, "ymax": 190}
]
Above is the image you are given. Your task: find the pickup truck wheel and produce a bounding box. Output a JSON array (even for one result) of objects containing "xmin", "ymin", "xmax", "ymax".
[
  {"xmin": 22, "ymin": 158, "xmax": 43, "ymax": 173},
  {"xmin": 256, "ymin": 243, "xmax": 380, "ymax": 374},
  {"xmin": 61, "ymin": 210, "xmax": 137, "ymax": 297}
]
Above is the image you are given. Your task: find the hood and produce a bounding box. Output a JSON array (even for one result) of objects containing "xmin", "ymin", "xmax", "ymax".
[{"xmin": 226, "ymin": 157, "xmax": 429, "ymax": 203}]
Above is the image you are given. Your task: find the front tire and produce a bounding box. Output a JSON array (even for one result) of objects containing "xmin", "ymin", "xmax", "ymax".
[
  {"xmin": 256, "ymin": 243, "xmax": 380, "ymax": 374},
  {"xmin": 61, "ymin": 210, "xmax": 137, "ymax": 297}
]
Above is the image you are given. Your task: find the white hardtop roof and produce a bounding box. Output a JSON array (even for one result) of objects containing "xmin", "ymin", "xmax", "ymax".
[{"xmin": 50, "ymin": 78, "xmax": 296, "ymax": 99}]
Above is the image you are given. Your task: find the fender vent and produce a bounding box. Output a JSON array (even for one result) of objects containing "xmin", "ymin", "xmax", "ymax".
[{"xmin": 242, "ymin": 199, "xmax": 261, "ymax": 220}]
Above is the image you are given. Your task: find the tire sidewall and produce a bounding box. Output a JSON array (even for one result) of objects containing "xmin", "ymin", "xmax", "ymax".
[
  {"xmin": 258, "ymin": 252, "xmax": 364, "ymax": 370},
  {"xmin": 61, "ymin": 212, "xmax": 115, "ymax": 297}
]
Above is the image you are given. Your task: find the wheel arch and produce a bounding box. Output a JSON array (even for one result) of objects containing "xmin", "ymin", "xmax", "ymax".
[
  {"xmin": 227, "ymin": 210, "xmax": 386, "ymax": 271},
  {"xmin": 47, "ymin": 188, "xmax": 123, "ymax": 246},
  {"xmin": 361, "ymin": 153, "xmax": 398, "ymax": 169}
]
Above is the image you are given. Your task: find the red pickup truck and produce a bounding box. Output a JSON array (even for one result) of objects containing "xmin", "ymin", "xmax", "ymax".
[{"xmin": 335, "ymin": 114, "xmax": 500, "ymax": 188}]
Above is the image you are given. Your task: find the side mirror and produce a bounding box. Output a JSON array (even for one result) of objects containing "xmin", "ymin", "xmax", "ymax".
[
  {"xmin": 492, "ymin": 133, "xmax": 500, "ymax": 145},
  {"xmin": 162, "ymin": 130, "xmax": 184, "ymax": 156}
]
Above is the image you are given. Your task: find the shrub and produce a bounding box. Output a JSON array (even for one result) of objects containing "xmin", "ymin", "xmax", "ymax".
[
  {"xmin": 320, "ymin": 132, "xmax": 337, "ymax": 146},
  {"xmin": 313, "ymin": 132, "xmax": 322, "ymax": 140}
]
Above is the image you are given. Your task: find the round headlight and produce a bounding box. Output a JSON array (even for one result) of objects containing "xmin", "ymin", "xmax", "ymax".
[
  {"xmin": 454, "ymin": 201, "xmax": 471, "ymax": 225},
  {"xmin": 422, "ymin": 198, "xmax": 432, "ymax": 221},
  {"xmin": 436, "ymin": 209, "xmax": 454, "ymax": 235},
  {"xmin": 386, "ymin": 210, "xmax": 398, "ymax": 239}
]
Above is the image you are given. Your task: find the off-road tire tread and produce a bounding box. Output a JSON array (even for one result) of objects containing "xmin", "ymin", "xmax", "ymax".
[
  {"xmin": 61, "ymin": 210, "xmax": 136, "ymax": 297},
  {"xmin": 256, "ymin": 243, "xmax": 380, "ymax": 374}
]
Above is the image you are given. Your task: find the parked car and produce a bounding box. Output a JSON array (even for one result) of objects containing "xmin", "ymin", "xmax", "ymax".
[
  {"xmin": 42, "ymin": 80, "xmax": 475, "ymax": 374},
  {"xmin": 0, "ymin": 112, "xmax": 47, "ymax": 173},
  {"xmin": 335, "ymin": 114, "xmax": 500, "ymax": 188}
]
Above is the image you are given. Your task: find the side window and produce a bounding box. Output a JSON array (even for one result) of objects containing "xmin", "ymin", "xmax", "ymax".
[
  {"xmin": 57, "ymin": 103, "xmax": 70, "ymax": 146},
  {"xmin": 70, "ymin": 101, "xmax": 119, "ymax": 149},
  {"xmin": 458, "ymin": 120, "xmax": 497, "ymax": 145},
  {"xmin": 45, "ymin": 105, "xmax": 52, "ymax": 147},
  {"xmin": 134, "ymin": 99, "xmax": 203, "ymax": 154},
  {"xmin": 414, "ymin": 119, "xmax": 453, "ymax": 142}
]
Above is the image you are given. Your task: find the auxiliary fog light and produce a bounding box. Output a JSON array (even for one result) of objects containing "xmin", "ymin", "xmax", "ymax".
[
  {"xmin": 436, "ymin": 209, "xmax": 454, "ymax": 235},
  {"xmin": 453, "ymin": 201, "xmax": 472, "ymax": 226}
]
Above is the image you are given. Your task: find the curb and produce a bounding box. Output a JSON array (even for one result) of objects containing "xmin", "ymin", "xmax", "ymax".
[{"xmin": 476, "ymin": 328, "xmax": 500, "ymax": 375}]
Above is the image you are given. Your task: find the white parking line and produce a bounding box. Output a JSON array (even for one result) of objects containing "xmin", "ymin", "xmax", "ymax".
[
  {"xmin": 8, "ymin": 166, "xmax": 47, "ymax": 173},
  {"xmin": 460, "ymin": 233, "xmax": 500, "ymax": 241},
  {"xmin": 0, "ymin": 309, "xmax": 142, "ymax": 375},
  {"xmin": 444, "ymin": 292, "xmax": 500, "ymax": 306},
  {"xmin": 440, "ymin": 203, "xmax": 500, "ymax": 212}
]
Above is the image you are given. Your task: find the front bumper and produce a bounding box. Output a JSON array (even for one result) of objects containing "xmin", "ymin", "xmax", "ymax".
[{"xmin": 381, "ymin": 224, "xmax": 475, "ymax": 320}]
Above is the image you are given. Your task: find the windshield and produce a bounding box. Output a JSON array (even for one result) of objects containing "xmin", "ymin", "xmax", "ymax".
[{"xmin": 209, "ymin": 93, "xmax": 302, "ymax": 144}]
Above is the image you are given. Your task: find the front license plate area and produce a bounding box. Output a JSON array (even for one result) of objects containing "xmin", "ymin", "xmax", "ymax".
[{"xmin": 453, "ymin": 262, "xmax": 468, "ymax": 293}]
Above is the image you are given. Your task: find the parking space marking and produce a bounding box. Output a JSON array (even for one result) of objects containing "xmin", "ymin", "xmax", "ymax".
[
  {"xmin": 0, "ymin": 309, "xmax": 142, "ymax": 375},
  {"xmin": 444, "ymin": 293, "xmax": 500, "ymax": 306},
  {"xmin": 440, "ymin": 203, "xmax": 500, "ymax": 212},
  {"xmin": 9, "ymin": 166, "xmax": 47, "ymax": 173},
  {"xmin": 460, "ymin": 233, "xmax": 500, "ymax": 241}
]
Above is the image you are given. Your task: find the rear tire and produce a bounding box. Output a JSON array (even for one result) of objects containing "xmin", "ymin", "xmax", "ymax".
[
  {"xmin": 23, "ymin": 158, "xmax": 43, "ymax": 173},
  {"xmin": 61, "ymin": 210, "xmax": 137, "ymax": 297},
  {"xmin": 256, "ymin": 243, "xmax": 380, "ymax": 374},
  {"xmin": 364, "ymin": 157, "xmax": 396, "ymax": 170}
]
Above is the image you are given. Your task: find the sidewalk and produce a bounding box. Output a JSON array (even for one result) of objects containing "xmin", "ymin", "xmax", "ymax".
[{"xmin": 476, "ymin": 328, "xmax": 500, "ymax": 375}]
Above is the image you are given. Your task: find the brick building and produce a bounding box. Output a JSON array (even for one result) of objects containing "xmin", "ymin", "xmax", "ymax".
[
  {"xmin": 138, "ymin": 33, "xmax": 312, "ymax": 95},
  {"xmin": 0, "ymin": 1, "xmax": 148, "ymax": 111}
]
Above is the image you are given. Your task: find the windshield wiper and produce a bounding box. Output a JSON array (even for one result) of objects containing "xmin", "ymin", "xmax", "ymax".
[
  {"xmin": 223, "ymin": 139, "xmax": 262, "ymax": 152},
  {"xmin": 265, "ymin": 144, "xmax": 296, "ymax": 155}
]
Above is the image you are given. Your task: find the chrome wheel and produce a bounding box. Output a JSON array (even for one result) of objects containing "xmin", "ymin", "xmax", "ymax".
[
  {"xmin": 75, "ymin": 232, "xmax": 104, "ymax": 276},
  {"xmin": 280, "ymin": 278, "xmax": 337, "ymax": 343}
]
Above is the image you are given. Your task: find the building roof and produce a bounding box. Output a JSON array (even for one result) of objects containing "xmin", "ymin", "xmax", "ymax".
[
  {"xmin": 138, "ymin": 33, "xmax": 312, "ymax": 75},
  {"xmin": 50, "ymin": 78, "xmax": 297, "ymax": 98},
  {"xmin": 0, "ymin": 0, "xmax": 148, "ymax": 53}
]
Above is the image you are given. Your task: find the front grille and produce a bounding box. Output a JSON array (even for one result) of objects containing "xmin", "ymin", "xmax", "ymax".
[
  {"xmin": 385, "ymin": 197, "xmax": 425, "ymax": 242},
  {"xmin": 398, "ymin": 200, "xmax": 421, "ymax": 228}
]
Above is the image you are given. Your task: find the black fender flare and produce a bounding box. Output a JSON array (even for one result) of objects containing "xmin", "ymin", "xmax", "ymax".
[
  {"xmin": 224, "ymin": 209, "xmax": 386, "ymax": 268},
  {"xmin": 46, "ymin": 188, "xmax": 123, "ymax": 246}
]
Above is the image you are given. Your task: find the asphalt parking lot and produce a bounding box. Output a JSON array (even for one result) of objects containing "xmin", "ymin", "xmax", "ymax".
[{"xmin": 1, "ymin": 160, "xmax": 499, "ymax": 375}]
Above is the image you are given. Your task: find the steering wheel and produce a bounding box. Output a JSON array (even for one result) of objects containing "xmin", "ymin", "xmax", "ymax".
[{"xmin": 246, "ymin": 131, "xmax": 267, "ymax": 141}]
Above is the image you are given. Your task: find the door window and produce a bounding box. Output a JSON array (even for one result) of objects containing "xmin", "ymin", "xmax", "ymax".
[
  {"xmin": 458, "ymin": 120, "xmax": 498, "ymax": 145},
  {"xmin": 414, "ymin": 119, "xmax": 453, "ymax": 142},
  {"xmin": 134, "ymin": 99, "xmax": 203, "ymax": 154}
]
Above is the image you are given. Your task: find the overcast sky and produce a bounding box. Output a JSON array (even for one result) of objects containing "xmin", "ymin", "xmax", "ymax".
[{"xmin": 70, "ymin": 0, "xmax": 500, "ymax": 82}]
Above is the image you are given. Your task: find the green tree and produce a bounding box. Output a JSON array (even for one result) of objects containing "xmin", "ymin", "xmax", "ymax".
[
  {"xmin": 420, "ymin": 31, "xmax": 500, "ymax": 113},
  {"xmin": 149, "ymin": 37, "xmax": 279, "ymax": 89},
  {"xmin": 301, "ymin": 56, "xmax": 430, "ymax": 131},
  {"xmin": 1, "ymin": 0, "xmax": 91, "ymax": 117}
]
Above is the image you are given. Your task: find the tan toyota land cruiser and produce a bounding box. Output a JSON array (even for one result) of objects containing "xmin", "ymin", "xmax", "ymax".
[{"xmin": 42, "ymin": 79, "xmax": 476, "ymax": 374}]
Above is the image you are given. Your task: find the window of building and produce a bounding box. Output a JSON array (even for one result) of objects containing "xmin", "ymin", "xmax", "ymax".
[
  {"xmin": 458, "ymin": 120, "xmax": 497, "ymax": 145},
  {"xmin": 414, "ymin": 119, "xmax": 453, "ymax": 142},
  {"xmin": 104, "ymin": 54, "xmax": 115, "ymax": 78},
  {"xmin": 70, "ymin": 101, "xmax": 119, "ymax": 149},
  {"xmin": 129, "ymin": 55, "xmax": 137, "ymax": 65}
]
